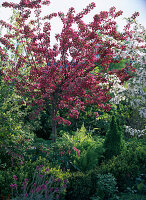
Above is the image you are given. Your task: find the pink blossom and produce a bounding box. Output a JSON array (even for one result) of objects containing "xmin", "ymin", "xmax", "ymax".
[
  {"xmin": 60, "ymin": 151, "xmax": 65, "ymax": 156},
  {"xmin": 74, "ymin": 147, "xmax": 78, "ymax": 152},
  {"xmin": 68, "ymin": 149, "xmax": 71, "ymax": 155},
  {"xmin": 77, "ymin": 150, "xmax": 80, "ymax": 157},
  {"xmin": 13, "ymin": 175, "xmax": 18, "ymax": 180}
]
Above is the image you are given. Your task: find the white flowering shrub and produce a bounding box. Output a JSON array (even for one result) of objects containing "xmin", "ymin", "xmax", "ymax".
[
  {"xmin": 105, "ymin": 73, "xmax": 126, "ymax": 105},
  {"xmin": 124, "ymin": 125, "xmax": 146, "ymax": 138},
  {"xmin": 118, "ymin": 16, "xmax": 146, "ymax": 64},
  {"xmin": 123, "ymin": 64, "xmax": 146, "ymax": 119}
]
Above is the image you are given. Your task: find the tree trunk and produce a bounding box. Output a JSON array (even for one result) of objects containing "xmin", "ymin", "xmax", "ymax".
[{"xmin": 52, "ymin": 102, "xmax": 57, "ymax": 142}]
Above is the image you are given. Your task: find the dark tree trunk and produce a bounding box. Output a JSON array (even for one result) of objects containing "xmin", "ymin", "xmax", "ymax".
[{"xmin": 52, "ymin": 101, "xmax": 57, "ymax": 142}]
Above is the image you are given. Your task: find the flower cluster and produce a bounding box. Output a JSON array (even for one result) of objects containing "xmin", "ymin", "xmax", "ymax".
[
  {"xmin": 55, "ymin": 116, "xmax": 71, "ymax": 126},
  {"xmin": 124, "ymin": 125, "xmax": 146, "ymax": 138},
  {"xmin": 75, "ymin": 2, "xmax": 96, "ymax": 19},
  {"xmin": 10, "ymin": 166, "xmax": 68, "ymax": 200},
  {"xmin": 74, "ymin": 147, "xmax": 80, "ymax": 157},
  {"xmin": 43, "ymin": 13, "xmax": 57, "ymax": 20},
  {"xmin": 0, "ymin": 46, "xmax": 8, "ymax": 61},
  {"xmin": 0, "ymin": 37, "xmax": 15, "ymax": 50},
  {"xmin": 105, "ymin": 73, "xmax": 126, "ymax": 104}
]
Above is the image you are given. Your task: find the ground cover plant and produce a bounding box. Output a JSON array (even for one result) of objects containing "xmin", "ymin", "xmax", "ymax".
[{"xmin": 0, "ymin": 0, "xmax": 146, "ymax": 199}]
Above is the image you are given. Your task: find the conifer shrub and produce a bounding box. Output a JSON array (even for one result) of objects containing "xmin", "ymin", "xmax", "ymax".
[{"xmin": 103, "ymin": 115, "xmax": 124, "ymax": 160}]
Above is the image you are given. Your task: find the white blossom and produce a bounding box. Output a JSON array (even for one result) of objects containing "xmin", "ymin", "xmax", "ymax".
[{"xmin": 124, "ymin": 125, "xmax": 146, "ymax": 138}]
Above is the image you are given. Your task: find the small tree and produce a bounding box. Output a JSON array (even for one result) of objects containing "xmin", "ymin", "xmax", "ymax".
[
  {"xmin": 104, "ymin": 115, "xmax": 124, "ymax": 159},
  {"xmin": 0, "ymin": 0, "xmax": 144, "ymax": 141}
]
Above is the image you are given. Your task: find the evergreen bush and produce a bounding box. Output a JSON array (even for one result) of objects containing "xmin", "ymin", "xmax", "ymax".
[{"xmin": 103, "ymin": 115, "xmax": 124, "ymax": 159}]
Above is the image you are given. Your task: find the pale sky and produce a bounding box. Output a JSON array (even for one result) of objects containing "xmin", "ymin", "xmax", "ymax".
[{"xmin": 0, "ymin": 0, "xmax": 146, "ymax": 46}]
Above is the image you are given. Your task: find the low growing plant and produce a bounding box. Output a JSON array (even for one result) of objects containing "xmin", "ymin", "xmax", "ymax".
[
  {"xmin": 10, "ymin": 165, "xmax": 67, "ymax": 200},
  {"xmin": 0, "ymin": 157, "xmax": 69, "ymax": 199}
]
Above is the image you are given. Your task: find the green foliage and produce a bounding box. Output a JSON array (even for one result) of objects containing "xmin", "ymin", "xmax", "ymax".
[
  {"xmin": 109, "ymin": 59, "xmax": 129, "ymax": 71},
  {"xmin": 125, "ymin": 104, "xmax": 146, "ymax": 131},
  {"xmin": 99, "ymin": 139, "xmax": 146, "ymax": 191},
  {"xmin": 43, "ymin": 124, "xmax": 104, "ymax": 172},
  {"xmin": 118, "ymin": 100, "xmax": 146, "ymax": 131},
  {"xmin": 92, "ymin": 117, "xmax": 110, "ymax": 136},
  {"xmin": 103, "ymin": 115, "xmax": 125, "ymax": 159},
  {"xmin": 65, "ymin": 171, "xmax": 92, "ymax": 200},
  {"xmin": 119, "ymin": 193, "xmax": 146, "ymax": 200},
  {"xmin": 0, "ymin": 169, "xmax": 13, "ymax": 198},
  {"xmin": 14, "ymin": 157, "xmax": 69, "ymax": 186},
  {"xmin": 65, "ymin": 172, "xmax": 118, "ymax": 200},
  {"xmin": 0, "ymin": 76, "xmax": 21, "ymax": 140},
  {"xmin": 45, "ymin": 138, "xmax": 76, "ymax": 170},
  {"xmin": 108, "ymin": 92, "xmax": 146, "ymax": 131},
  {"xmin": 91, "ymin": 173, "xmax": 118, "ymax": 200},
  {"xmin": 58, "ymin": 124, "xmax": 105, "ymax": 172},
  {"xmin": 23, "ymin": 107, "xmax": 52, "ymax": 140},
  {"xmin": 74, "ymin": 143, "xmax": 104, "ymax": 172},
  {"xmin": 0, "ymin": 11, "xmax": 30, "ymax": 142},
  {"xmin": 24, "ymin": 136, "xmax": 52, "ymax": 163},
  {"xmin": 110, "ymin": 101, "xmax": 130, "ymax": 127},
  {"xmin": 64, "ymin": 124, "xmax": 95, "ymax": 150},
  {"xmin": 135, "ymin": 174, "xmax": 146, "ymax": 195},
  {"xmin": 0, "ymin": 131, "xmax": 34, "ymax": 170}
]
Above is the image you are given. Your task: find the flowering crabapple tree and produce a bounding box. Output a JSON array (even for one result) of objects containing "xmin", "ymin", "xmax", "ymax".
[{"xmin": 0, "ymin": 0, "xmax": 143, "ymax": 141}]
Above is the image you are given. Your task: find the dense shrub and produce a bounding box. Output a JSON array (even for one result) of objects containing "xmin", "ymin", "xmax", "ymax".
[
  {"xmin": 119, "ymin": 193, "xmax": 146, "ymax": 200},
  {"xmin": 0, "ymin": 169, "xmax": 13, "ymax": 199},
  {"xmin": 65, "ymin": 172, "xmax": 118, "ymax": 200},
  {"xmin": 65, "ymin": 171, "xmax": 92, "ymax": 200},
  {"xmin": 74, "ymin": 143, "xmax": 104, "ymax": 172},
  {"xmin": 112, "ymin": 100, "xmax": 146, "ymax": 133},
  {"xmin": 90, "ymin": 173, "xmax": 118, "ymax": 200},
  {"xmin": 98, "ymin": 139, "xmax": 146, "ymax": 191},
  {"xmin": 0, "ymin": 132, "xmax": 34, "ymax": 170},
  {"xmin": 50, "ymin": 125, "xmax": 105, "ymax": 172},
  {"xmin": 0, "ymin": 75, "xmax": 27, "ymax": 143}
]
